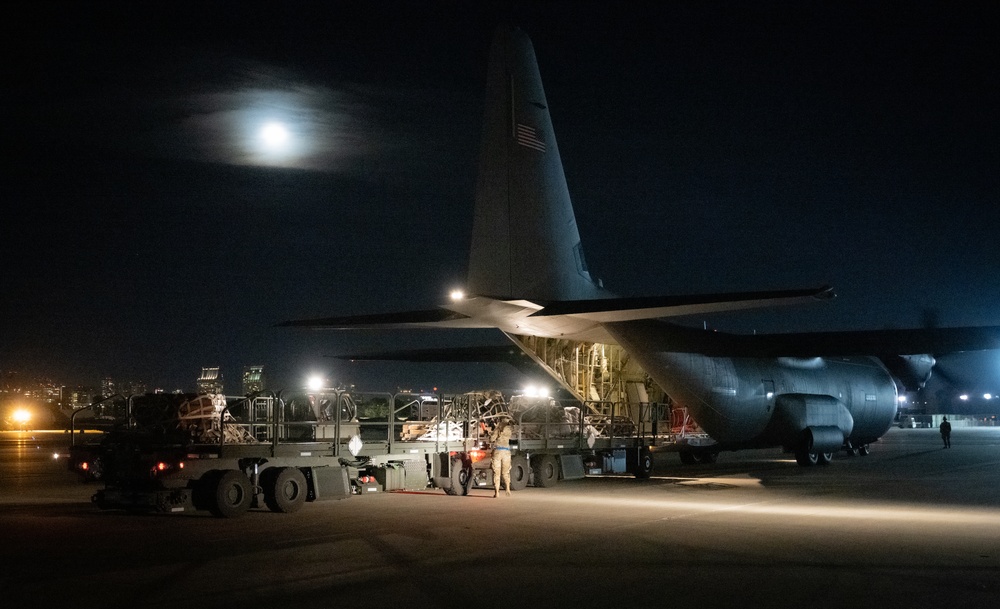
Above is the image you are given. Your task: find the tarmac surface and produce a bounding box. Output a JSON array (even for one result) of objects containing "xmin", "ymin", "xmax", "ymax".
[{"xmin": 2, "ymin": 426, "xmax": 1000, "ymax": 608}]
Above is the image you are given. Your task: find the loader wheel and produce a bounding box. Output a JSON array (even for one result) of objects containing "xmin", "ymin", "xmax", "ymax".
[
  {"xmin": 531, "ymin": 454, "xmax": 559, "ymax": 488},
  {"xmin": 88, "ymin": 456, "xmax": 105, "ymax": 482},
  {"xmin": 444, "ymin": 458, "xmax": 471, "ymax": 496},
  {"xmin": 635, "ymin": 449, "xmax": 653, "ymax": 479},
  {"xmin": 263, "ymin": 467, "xmax": 307, "ymax": 513},
  {"xmin": 509, "ymin": 454, "xmax": 529, "ymax": 491},
  {"xmin": 209, "ymin": 470, "xmax": 252, "ymax": 518}
]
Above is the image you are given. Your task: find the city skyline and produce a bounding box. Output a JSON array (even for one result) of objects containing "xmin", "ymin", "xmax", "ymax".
[{"xmin": 1, "ymin": 363, "xmax": 265, "ymax": 400}]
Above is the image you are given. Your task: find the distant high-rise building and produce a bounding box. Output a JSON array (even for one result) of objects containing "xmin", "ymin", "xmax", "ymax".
[
  {"xmin": 196, "ymin": 367, "xmax": 224, "ymax": 394},
  {"xmin": 69, "ymin": 386, "xmax": 100, "ymax": 408},
  {"xmin": 101, "ymin": 377, "xmax": 115, "ymax": 398},
  {"xmin": 122, "ymin": 380, "xmax": 147, "ymax": 396},
  {"xmin": 242, "ymin": 365, "xmax": 265, "ymax": 395}
]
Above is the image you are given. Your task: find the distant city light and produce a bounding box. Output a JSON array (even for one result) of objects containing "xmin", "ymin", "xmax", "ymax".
[
  {"xmin": 897, "ymin": 395, "xmax": 907, "ymax": 404},
  {"xmin": 960, "ymin": 394, "xmax": 969, "ymax": 401},
  {"xmin": 985, "ymin": 394, "xmax": 993, "ymax": 400}
]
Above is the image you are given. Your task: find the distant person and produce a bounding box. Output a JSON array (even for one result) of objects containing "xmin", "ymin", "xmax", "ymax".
[
  {"xmin": 940, "ymin": 416, "xmax": 952, "ymax": 448},
  {"xmin": 489, "ymin": 417, "xmax": 513, "ymax": 497}
]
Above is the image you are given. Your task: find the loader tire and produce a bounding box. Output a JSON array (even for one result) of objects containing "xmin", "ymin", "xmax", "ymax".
[
  {"xmin": 263, "ymin": 467, "xmax": 307, "ymax": 513},
  {"xmin": 444, "ymin": 457, "xmax": 471, "ymax": 496},
  {"xmin": 531, "ymin": 454, "xmax": 559, "ymax": 488},
  {"xmin": 635, "ymin": 448, "xmax": 653, "ymax": 479},
  {"xmin": 209, "ymin": 470, "xmax": 252, "ymax": 518},
  {"xmin": 509, "ymin": 454, "xmax": 529, "ymax": 491}
]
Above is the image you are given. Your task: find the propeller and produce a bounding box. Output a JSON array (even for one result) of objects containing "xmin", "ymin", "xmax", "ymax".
[
  {"xmin": 919, "ymin": 308, "xmax": 965, "ymax": 389},
  {"xmin": 912, "ymin": 308, "xmax": 999, "ymax": 413}
]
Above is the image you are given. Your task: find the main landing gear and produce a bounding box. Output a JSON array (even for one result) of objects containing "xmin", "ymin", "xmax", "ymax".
[
  {"xmin": 794, "ymin": 448, "xmax": 832, "ymax": 466},
  {"xmin": 678, "ymin": 449, "xmax": 718, "ymax": 465},
  {"xmin": 677, "ymin": 443, "xmax": 873, "ymax": 467},
  {"xmin": 795, "ymin": 443, "xmax": 871, "ymax": 466}
]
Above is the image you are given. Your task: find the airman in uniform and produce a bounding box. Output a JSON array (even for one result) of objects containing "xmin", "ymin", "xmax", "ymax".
[
  {"xmin": 940, "ymin": 416, "xmax": 952, "ymax": 448},
  {"xmin": 490, "ymin": 417, "xmax": 513, "ymax": 497}
]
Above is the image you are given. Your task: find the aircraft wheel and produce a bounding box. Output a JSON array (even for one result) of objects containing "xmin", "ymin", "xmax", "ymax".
[
  {"xmin": 679, "ymin": 450, "xmax": 698, "ymax": 465},
  {"xmin": 509, "ymin": 454, "xmax": 529, "ymax": 491},
  {"xmin": 858, "ymin": 444, "xmax": 871, "ymax": 456},
  {"xmin": 263, "ymin": 467, "xmax": 307, "ymax": 513},
  {"xmin": 209, "ymin": 470, "xmax": 252, "ymax": 518},
  {"xmin": 817, "ymin": 452, "xmax": 833, "ymax": 465},
  {"xmin": 531, "ymin": 454, "xmax": 559, "ymax": 487},
  {"xmin": 634, "ymin": 449, "xmax": 653, "ymax": 478},
  {"xmin": 696, "ymin": 452, "xmax": 717, "ymax": 464},
  {"xmin": 795, "ymin": 448, "xmax": 818, "ymax": 467}
]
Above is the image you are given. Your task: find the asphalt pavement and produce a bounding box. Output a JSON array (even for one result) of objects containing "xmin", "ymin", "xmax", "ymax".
[{"xmin": 2, "ymin": 426, "xmax": 999, "ymax": 609}]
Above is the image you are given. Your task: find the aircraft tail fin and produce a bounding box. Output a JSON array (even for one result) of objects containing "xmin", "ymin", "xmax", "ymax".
[{"xmin": 467, "ymin": 25, "xmax": 608, "ymax": 303}]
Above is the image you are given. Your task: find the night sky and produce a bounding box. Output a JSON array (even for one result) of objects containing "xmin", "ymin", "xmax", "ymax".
[{"xmin": 3, "ymin": 1, "xmax": 998, "ymax": 398}]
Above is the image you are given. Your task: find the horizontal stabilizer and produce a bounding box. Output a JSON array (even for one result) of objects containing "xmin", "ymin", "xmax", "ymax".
[
  {"xmin": 532, "ymin": 286, "xmax": 834, "ymax": 322},
  {"xmin": 335, "ymin": 345, "xmax": 540, "ymax": 374},
  {"xmin": 277, "ymin": 309, "xmax": 478, "ymax": 329}
]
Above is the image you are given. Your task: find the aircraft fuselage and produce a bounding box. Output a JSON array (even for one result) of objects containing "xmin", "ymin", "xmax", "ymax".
[{"xmin": 607, "ymin": 323, "xmax": 898, "ymax": 453}]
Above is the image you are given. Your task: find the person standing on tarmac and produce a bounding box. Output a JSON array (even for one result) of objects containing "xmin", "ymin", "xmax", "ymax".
[
  {"xmin": 940, "ymin": 416, "xmax": 952, "ymax": 448},
  {"xmin": 490, "ymin": 417, "xmax": 513, "ymax": 497}
]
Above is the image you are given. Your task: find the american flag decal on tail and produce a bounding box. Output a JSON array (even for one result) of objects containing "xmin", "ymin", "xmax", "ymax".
[{"xmin": 516, "ymin": 123, "xmax": 546, "ymax": 152}]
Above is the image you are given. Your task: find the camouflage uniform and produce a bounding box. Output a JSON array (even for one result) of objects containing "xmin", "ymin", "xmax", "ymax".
[{"xmin": 490, "ymin": 421, "xmax": 513, "ymax": 497}]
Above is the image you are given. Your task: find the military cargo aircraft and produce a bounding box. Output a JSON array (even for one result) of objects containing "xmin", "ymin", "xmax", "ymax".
[{"xmin": 283, "ymin": 25, "xmax": 1000, "ymax": 466}]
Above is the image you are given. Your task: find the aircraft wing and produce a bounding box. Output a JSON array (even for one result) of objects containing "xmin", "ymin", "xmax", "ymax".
[
  {"xmin": 750, "ymin": 326, "xmax": 1000, "ymax": 357},
  {"xmin": 616, "ymin": 319, "xmax": 1000, "ymax": 358}
]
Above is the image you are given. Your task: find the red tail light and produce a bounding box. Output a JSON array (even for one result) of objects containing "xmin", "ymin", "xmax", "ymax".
[
  {"xmin": 150, "ymin": 460, "xmax": 184, "ymax": 476},
  {"xmin": 468, "ymin": 449, "xmax": 487, "ymax": 463}
]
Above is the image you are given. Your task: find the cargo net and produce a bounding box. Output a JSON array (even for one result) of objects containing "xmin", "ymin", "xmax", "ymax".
[
  {"xmin": 406, "ymin": 391, "xmax": 508, "ymax": 442},
  {"xmin": 506, "ymin": 396, "xmax": 640, "ymax": 441},
  {"xmin": 406, "ymin": 391, "xmax": 615, "ymax": 443},
  {"xmin": 475, "ymin": 390, "xmax": 510, "ymax": 431},
  {"xmin": 177, "ymin": 394, "xmax": 256, "ymax": 445}
]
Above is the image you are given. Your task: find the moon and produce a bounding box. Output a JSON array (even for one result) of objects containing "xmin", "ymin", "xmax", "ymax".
[{"xmin": 259, "ymin": 122, "xmax": 289, "ymax": 149}]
